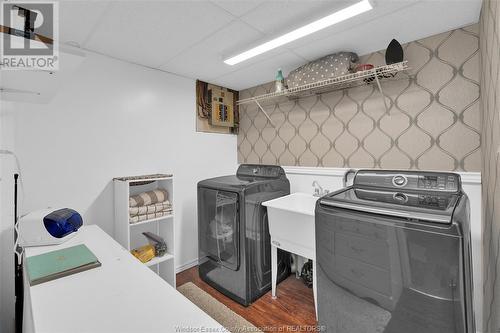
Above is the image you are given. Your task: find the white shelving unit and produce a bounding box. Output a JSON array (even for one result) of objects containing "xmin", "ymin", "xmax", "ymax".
[{"xmin": 114, "ymin": 174, "xmax": 175, "ymax": 287}]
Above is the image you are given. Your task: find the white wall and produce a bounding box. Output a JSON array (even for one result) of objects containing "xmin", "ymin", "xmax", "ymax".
[
  {"xmin": 0, "ymin": 50, "xmax": 237, "ymax": 332},
  {"xmin": 0, "ymin": 100, "xmax": 17, "ymax": 333},
  {"xmin": 282, "ymin": 166, "xmax": 483, "ymax": 333}
]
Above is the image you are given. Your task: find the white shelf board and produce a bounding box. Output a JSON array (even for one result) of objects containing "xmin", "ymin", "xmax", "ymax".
[
  {"xmin": 144, "ymin": 253, "xmax": 174, "ymax": 267},
  {"xmin": 129, "ymin": 214, "xmax": 174, "ymax": 227},
  {"xmin": 128, "ymin": 176, "xmax": 172, "ymax": 183},
  {"xmin": 114, "ymin": 175, "xmax": 173, "ymax": 183}
]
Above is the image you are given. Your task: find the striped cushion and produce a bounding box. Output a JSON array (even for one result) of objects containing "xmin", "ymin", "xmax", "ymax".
[{"xmin": 129, "ymin": 189, "xmax": 168, "ymax": 207}]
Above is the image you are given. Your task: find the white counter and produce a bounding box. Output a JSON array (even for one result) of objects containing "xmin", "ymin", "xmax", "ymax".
[{"xmin": 23, "ymin": 225, "xmax": 226, "ymax": 333}]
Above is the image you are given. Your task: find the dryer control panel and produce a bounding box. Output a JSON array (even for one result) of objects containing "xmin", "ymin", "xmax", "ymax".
[
  {"xmin": 354, "ymin": 170, "xmax": 461, "ymax": 193},
  {"xmin": 236, "ymin": 164, "xmax": 286, "ymax": 179}
]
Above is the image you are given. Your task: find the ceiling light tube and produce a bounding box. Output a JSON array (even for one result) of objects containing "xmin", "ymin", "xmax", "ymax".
[{"xmin": 224, "ymin": 0, "xmax": 373, "ymax": 66}]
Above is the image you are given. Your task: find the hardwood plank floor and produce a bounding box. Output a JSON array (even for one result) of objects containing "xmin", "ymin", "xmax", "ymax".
[{"xmin": 177, "ymin": 266, "xmax": 317, "ymax": 332}]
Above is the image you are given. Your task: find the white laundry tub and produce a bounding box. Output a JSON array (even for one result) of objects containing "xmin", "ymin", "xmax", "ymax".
[{"xmin": 263, "ymin": 192, "xmax": 318, "ymax": 260}]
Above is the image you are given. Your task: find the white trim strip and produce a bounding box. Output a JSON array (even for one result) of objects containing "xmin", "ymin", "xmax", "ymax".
[
  {"xmin": 456, "ymin": 172, "xmax": 482, "ymax": 184},
  {"xmin": 175, "ymin": 257, "xmax": 200, "ymax": 274},
  {"xmin": 283, "ymin": 166, "xmax": 348, "ymax": 177},
  {"xmin": 282, "ymin": 166, "xmax": 481, "ymax": 184}
]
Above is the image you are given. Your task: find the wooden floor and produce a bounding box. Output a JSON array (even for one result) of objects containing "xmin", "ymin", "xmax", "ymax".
[{"xmin": 177, "ymin": 266, "xmax": 317, "ymax": 332}]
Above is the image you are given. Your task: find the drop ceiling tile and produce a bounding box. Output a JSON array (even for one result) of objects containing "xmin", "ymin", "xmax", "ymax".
[
  {"xmin": 211, "ymin": 0, "xmax": 264, "ymax": 17},
  {"xmin": 212, "ymin": 50, "xmax": 306, "ymax": 90},
  {"xmin": 276, "ymin": 1, "xmax": 416, "ymax": 58},
  {"xmin": 160, "ymin": 20, "xmax": 264, "ymax": 81},
  {"xmin": 240, "ymin": 0, "xmax": 352, "ymax": 35},
  {"xmin": 58, "ymin": 1, "xmax": 111, "ymax": 45},
  {"xmin": 54, "ymin": 0, "xmax": 482, "ymax": 91},
  {"xmin": 292, "ymin": 1, "xmax": 482, "ymax": 61},
  {"xmin": 293, "ymin": 39, "xmax": 364, "ymax": 62},
  {"xmin": 83, "ymin": 1, "xmax": 234, "ymax": 68}
]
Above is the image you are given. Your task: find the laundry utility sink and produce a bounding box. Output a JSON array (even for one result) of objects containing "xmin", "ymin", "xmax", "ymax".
[
  {"xmin": 263, "ymin": 192, "xmax": 318, "ymax": 262},
  {"xmin": 263, "ymin": 192, "xmax": 319, "ymax": 314}
]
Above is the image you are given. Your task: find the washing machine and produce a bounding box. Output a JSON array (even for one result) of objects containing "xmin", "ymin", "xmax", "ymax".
[
  {"xmin": 315, "ymin": 170, "xmax": 474, "ymax": 333},
  {"xmin": 198, "ymin": 164, "xmax": 291, "ymax": 306}
]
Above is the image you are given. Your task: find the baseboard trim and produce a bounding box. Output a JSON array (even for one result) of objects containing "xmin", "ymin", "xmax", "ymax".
[{"xmin": 175, "ymin": 257, "xmax": 200, "ymax": 274}]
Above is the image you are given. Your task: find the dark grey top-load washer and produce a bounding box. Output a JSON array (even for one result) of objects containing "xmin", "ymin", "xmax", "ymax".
[
  {"xmin": 198, "ymin": 164, "xmax": 291, "ymax": 306},
  {"xmin": 315, "ymin": 170, "xmax": 474, "ymax": 333}
]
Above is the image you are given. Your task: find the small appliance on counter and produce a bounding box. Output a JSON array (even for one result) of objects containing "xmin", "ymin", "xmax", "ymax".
[
  {"xmin": 18, "ymin": 208, "xmax": 83, "ymax": 247},
  {"xmin": 14, "ymin": 204, "xmax": 84, "ymax": 331}
]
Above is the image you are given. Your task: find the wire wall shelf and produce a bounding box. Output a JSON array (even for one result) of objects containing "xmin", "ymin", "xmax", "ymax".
[{"xmin": 237, "ymin": 61, "xmax": 409, "ymax": 127}]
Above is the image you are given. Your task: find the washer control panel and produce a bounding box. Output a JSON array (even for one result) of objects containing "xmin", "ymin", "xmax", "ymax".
[
  {"xmin": 354, "ymin": 170, "xmax": 460, "ymax": 193},
  {"xmin": 417, "ymin": 174, "xmax": 457, "ymax": 191},
  {"xmin": 417, "ymin": 194, "xmax": 450, "ymax": 209},
  {"xmin": 355, "ymin": 188, "xmax": 452, "ymax": 209}
]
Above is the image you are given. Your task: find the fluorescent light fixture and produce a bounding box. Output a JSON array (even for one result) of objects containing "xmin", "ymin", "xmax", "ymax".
[{"xmin": 224, "ymin": 0, "xmax": 373, "ymax": 66}]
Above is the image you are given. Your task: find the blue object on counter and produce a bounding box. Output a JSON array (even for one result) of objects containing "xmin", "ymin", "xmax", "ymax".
[{"xmin": 43, "ymin": 208, "xmax": 83, "ymax": 239}]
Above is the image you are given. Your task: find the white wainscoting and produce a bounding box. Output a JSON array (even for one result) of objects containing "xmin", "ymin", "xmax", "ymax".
[{"xmin": 283, "ymin": 166, "xmax": 483, "ymax": 333}]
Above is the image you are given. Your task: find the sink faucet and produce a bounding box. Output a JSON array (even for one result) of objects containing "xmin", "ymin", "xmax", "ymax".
[{"xmin": 312, "ymin": 180, "xmax": 329, "ymax": 197}]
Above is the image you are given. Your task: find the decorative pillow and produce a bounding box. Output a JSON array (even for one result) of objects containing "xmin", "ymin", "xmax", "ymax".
[{"xmin": 286, "ymin": 52, "xmax": 359, "ymax": 88}]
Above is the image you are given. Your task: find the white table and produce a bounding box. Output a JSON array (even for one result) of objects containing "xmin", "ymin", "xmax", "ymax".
[{"xmin": 23, "ymin": 225, "xmax": 226, "ymax": 333}]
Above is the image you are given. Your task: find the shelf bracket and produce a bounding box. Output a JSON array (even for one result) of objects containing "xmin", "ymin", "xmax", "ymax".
[
  {"xmin": 374, "ymin": 73, "xmax": 390, "ymax": 114},
  {"xmin": 253, "ymin": 99, "xmax": 276, "ymax": 127}
]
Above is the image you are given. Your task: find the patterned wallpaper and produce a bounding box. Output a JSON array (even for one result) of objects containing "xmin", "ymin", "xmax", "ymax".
[
  {"xmin": 480, "ymin": 0, "xmax": 500, "ymax": 332},
  {"xmin": 238, "ymin": 25, "xmax": 481, "ymax": 171}
]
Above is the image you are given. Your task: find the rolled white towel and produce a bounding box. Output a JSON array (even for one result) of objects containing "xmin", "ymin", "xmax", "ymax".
[
  {"xmin": 129, "ymin": 201, "xmax": 171, "ymax": 216},
  {"xmin": 129, "ymin": 209, "xmax": 173, "ymax": 224}
]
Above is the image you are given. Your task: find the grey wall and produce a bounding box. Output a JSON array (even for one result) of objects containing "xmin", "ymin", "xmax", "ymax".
[
  {"xmin": 480, "ymin": 0, "xmax": 500, "ymax": 331},
  {"xmin": 238, "ymin": 25, "xmax": 480, "ymax": 172}
]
